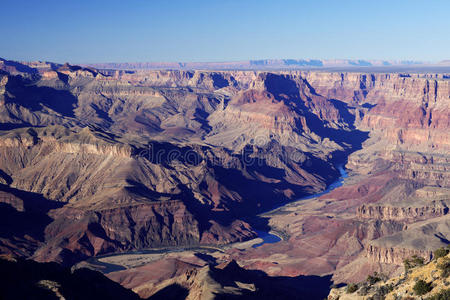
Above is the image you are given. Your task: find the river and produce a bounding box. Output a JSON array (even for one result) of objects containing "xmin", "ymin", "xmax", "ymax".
[
  {"xmin": 79, "ymin": 165, "xmax": 348, "ymax": 272},
  {"xmin": 251, "ymin": 164, "xmax": 348, "ymax": 248}
]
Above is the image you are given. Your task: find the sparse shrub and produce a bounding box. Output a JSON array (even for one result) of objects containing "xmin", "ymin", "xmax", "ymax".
[
  {"xmin": 404, "ymin": 258, "xmax": 412, "ymax": 273},
  {"xmin": 413, "ymin": 279, "xmax": 432, "ymax": 296},
  {"xmin": 411, "ymin": 255, "xmax": 425, "ymax": 266},
  {"xmin": 434, "ymin": 247, "xmax": 449, "ymax": 259},
  {"xmin": 367, "ymin": 272, "xmax": 381, "ymax": 285},
  {"xmin": 346, "ymin": 283, "xmax": 358, "ymax": 293},
  {"xmin": 404, "ymin": 255, "xmax": 425, "ymax": 273},
  {"xmin": 437, "ymin": 257, "xmax": 450, "ymax": 278},
  {"xmin": 370, "ymin": 284, "xmax": 394, "ymax": 300},
  {"xmin": 358, "ymin": 283, "xmax": 370, "ymax": 296},
  {"xmin": 426, "ymin": 288, "xmax": 450, "ymax": 300}
]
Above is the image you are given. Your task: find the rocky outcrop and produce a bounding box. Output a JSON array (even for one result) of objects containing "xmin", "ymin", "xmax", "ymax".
[
  {"xmin": 32, "ymin": 201, "xmax": 204, "ymax": 264},
  {"xmin": 0, "ymin": 137, "xmax": 133, "ymax": 158},
  {"xmin": 389, "ymin": 152, "xmax": 450, "ymax": 187},
  {"xmin": 329, "ymin": 253, "xmax": 450, "ymax": 300},
  {"xmin": 357, "ymin": 204, "xmax": 448, "ymax": 222},
  {"xmin": 364, "ymin": 216, "xmax": 450, "ymax": 265},
  {"xmin": 366, "ymin": 244, "xmax": 432, "ymax": 265}
]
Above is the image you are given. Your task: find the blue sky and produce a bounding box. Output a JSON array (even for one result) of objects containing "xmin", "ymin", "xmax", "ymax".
[{"xmin": 0, "ymin": 0, "xmax": 449, "ymax": 63}]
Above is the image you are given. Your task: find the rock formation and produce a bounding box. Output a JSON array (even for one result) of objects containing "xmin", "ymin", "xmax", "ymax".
[{"xmin": 328, "ymin": 252, "xmax": 450, "ymax": 299}]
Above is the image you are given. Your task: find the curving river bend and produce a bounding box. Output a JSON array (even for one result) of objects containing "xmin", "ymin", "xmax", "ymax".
[
  {"xmin": 80, "ymin": 165, "xmax": 348, "ymax": 273},
  {"xmin": 251, "ymin": 164, "xmax": 348, "ymax": 248}
]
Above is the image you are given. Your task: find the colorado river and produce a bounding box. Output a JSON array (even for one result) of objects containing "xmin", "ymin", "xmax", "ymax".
[
  {"xmin": 252, "ymin": 230, "xmax": 283, "ymax": 248},
  {"xmin": 252, "ymin": 164, "xmax": 348, "ymax": 248},
  {"xmin": 79, "ymin": 164, "xmax": 348, "ymax": 272}
]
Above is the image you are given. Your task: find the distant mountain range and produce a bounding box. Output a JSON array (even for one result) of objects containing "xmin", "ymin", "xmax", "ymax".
[
  {"xmin": 2, "ymin": 57, "xmax": 450, "ymax": 72},
  {"xmin": 87, "ymin": 59, "xmax": 432, "ymax": 70}
]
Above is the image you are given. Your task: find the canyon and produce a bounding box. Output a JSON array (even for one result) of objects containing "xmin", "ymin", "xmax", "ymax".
[{"xmin": 0, "ymin": 57, "xmax": 449, "ymax": 299}]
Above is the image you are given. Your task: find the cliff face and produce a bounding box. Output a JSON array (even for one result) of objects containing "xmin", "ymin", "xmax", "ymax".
[
  {"xmin": 357, "ymin": 204, "xmax": 448, "ymax": 222},
  {"xmin": 365, "ymin": 244, "xmax": 433, "ymax": 265},
  {"xmin": 305, "ymin": 72, "xmax": 450, "ymax": 152}
]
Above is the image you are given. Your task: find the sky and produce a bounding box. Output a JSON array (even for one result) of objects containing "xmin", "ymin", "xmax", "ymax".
[{"xmin": 0, "ymin": 0, "xmax": 449, "ymax": 63}]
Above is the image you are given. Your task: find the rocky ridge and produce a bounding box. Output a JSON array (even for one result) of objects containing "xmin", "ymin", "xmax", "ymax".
[{"xmin": 328, "ymin": 251, "xmax": 450, "ymax": 300}]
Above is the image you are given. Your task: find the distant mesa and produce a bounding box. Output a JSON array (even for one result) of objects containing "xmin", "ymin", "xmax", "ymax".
[{"xmin": 83, "ymin": 58, "xmax": 435, "ymax": 71}]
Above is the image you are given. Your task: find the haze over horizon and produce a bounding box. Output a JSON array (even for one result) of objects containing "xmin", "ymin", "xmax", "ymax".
[{"xmin": 1, "ymin": 0, "xmax": 449, "ymax": 64}]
